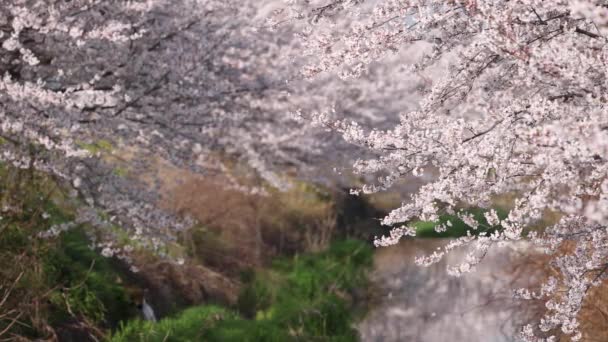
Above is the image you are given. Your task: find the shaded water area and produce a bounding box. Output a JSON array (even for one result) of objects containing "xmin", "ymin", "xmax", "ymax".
[{"xmin": 359, "ymin": 239, "xmax": 543, "ymax": 342}]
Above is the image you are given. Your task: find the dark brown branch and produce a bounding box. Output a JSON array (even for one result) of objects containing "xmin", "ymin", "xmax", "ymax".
[
  {"xmin": 575, "ymin": 27, "xmax": 601, "ymax": 39},
  {"xmin": 462, "ymin": 119, "xmax": 504, "ymax": 143}
]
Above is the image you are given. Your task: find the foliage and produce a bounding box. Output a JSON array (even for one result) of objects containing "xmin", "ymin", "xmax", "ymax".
[
  {"xmin": 0, "ymin": 157, "xmax": 371, "ymax": 340},
  {"xmin": 111, "ymin": 306, "xmax": 237, "ymax": 342},
  {"xmin": 112, "ymin": 239, "xmax": 372, "ymax": 341},
  {"xmin": 44, "ymin": 229, "xmax": 137, "ymax": 328},
  {"xmin": 0, "ymin": 164, "xmax": 65, "ymax": 338},
  {"xmin": 0, "ymin": 162, "xmax": 136, "ymax": 339},
  {"xmin": 414, "ymin": 208, "xmax": 508, "ymax": 238}
]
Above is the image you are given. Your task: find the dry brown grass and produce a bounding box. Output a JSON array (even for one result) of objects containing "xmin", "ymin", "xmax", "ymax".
[
  {"xmin": 164, "ymin": 172, "xmax": 266, "ymax": 269},
  {"xmin": 160, "ymin": 163, "xmax": 338, "ymax": 270},
  {"xmin": 576, "ymin": 280, "xmax": 608, "ymax": 342},
  {"xmin": 259, "ymin": 182, "xmax": 336, "ymax": 254}
]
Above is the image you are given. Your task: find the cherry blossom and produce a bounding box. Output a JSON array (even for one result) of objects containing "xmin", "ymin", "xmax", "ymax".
[
  {"xmin": 0, "ymin": 0, "xmax": 340, "ymax": 249},
  {"xmin": 281, "ymin": 0, "xmax": 608, "ymax": 339}
]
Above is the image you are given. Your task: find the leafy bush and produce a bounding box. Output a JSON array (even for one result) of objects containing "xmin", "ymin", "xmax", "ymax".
[
  {"xmin": 0, "ymin": 162, "xmax": 137, "ymax": 339},
  {"xmin": 265, "ymin": 239, "xmax": 371, "ymax": 340},
  {"xmin": 45, "ymin": 229, "xmax": 137, "ymax": 327}
]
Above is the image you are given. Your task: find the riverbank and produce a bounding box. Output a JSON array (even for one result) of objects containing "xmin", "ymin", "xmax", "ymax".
[
  {"xmin": 111, "ymin": 239, "xmax": 372, "ymax": 341},
  {"xmin": 0, "ymin": 162, "xmax": 381, "ymax": 340}
]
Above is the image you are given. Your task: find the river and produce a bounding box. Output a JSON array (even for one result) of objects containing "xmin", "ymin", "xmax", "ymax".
[{"xmin": 358, "ymin": 239, "xmax": 545, "ymax": 342}]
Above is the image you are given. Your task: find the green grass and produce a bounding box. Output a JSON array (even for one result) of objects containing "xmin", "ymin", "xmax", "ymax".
[
  {"xmin": 414, "ymin": 207, "xmax": 508, "ymax": 238},
  {"xmin": 111, "ymin": 306, "xmax": 237, "ymax": 342},
  {"xmin": 112, "ymin": 239, "xmax": 373, "ymax": 342},
  {"xmin": 0, "ymin": 161, "xmax": 137, "ymax": 338}
]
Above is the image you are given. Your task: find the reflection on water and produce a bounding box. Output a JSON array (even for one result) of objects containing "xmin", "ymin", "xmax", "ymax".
[{"xmin": 359, "ymin": 239, "xmax": 543, "ymax": 342}]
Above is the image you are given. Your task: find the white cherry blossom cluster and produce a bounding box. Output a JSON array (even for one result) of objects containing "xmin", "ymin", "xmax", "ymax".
[
  {"xmin": 281, "ymin": 0, "xmax": 608, "ymax": 339},
  {"xmin": 0, "ymin": 0, "xmax": 343, "ymax": 252},
  {"xmin": 1, "ymin": 0, "xmax": 419, "ymax": 268}
]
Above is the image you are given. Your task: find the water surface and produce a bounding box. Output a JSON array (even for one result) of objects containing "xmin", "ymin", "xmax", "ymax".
[{"xmin": 359, "ymin": 239, "xmax": 543, "ymax": 342}]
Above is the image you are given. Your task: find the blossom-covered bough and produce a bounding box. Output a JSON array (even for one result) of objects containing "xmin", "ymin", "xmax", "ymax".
[
  {"xmin": 278, "ymin": 0, "xmax": 608, "ymax": 340},
  {"xmin": 0, "ymin": 0, "xmax": 415, "ymax": 258},
  {"xmin": 0, "ymin": 0, "xmax": 334, "ymax": 253}
]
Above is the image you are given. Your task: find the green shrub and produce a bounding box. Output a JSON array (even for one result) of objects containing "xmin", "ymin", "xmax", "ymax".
[
  {"xmin": 44, "ymin": 229, "xmax": 137, "ymax": 327},
  {"xmin": 266, "ymin": 239, "xmax": 370, "ymax": 340},
  {"xmin": 0, "ymin": 162, "xmax": 137, "ymax": 338}
]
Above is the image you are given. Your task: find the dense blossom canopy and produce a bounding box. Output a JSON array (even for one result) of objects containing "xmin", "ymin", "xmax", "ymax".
[
  {"xmin": 278, "ymin": 0, "xmax": 608, "ymax": 340},
  {"xmin": 0, "ymin": 0, "xmax": 418, "ymax": 253},
  {"xmin": 0, "ymin": 0, "xmax": 339, "ymax": 250},
  {"xmin": 5, "ymin": 0, "xmax": 608, "ymax": 339}
]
